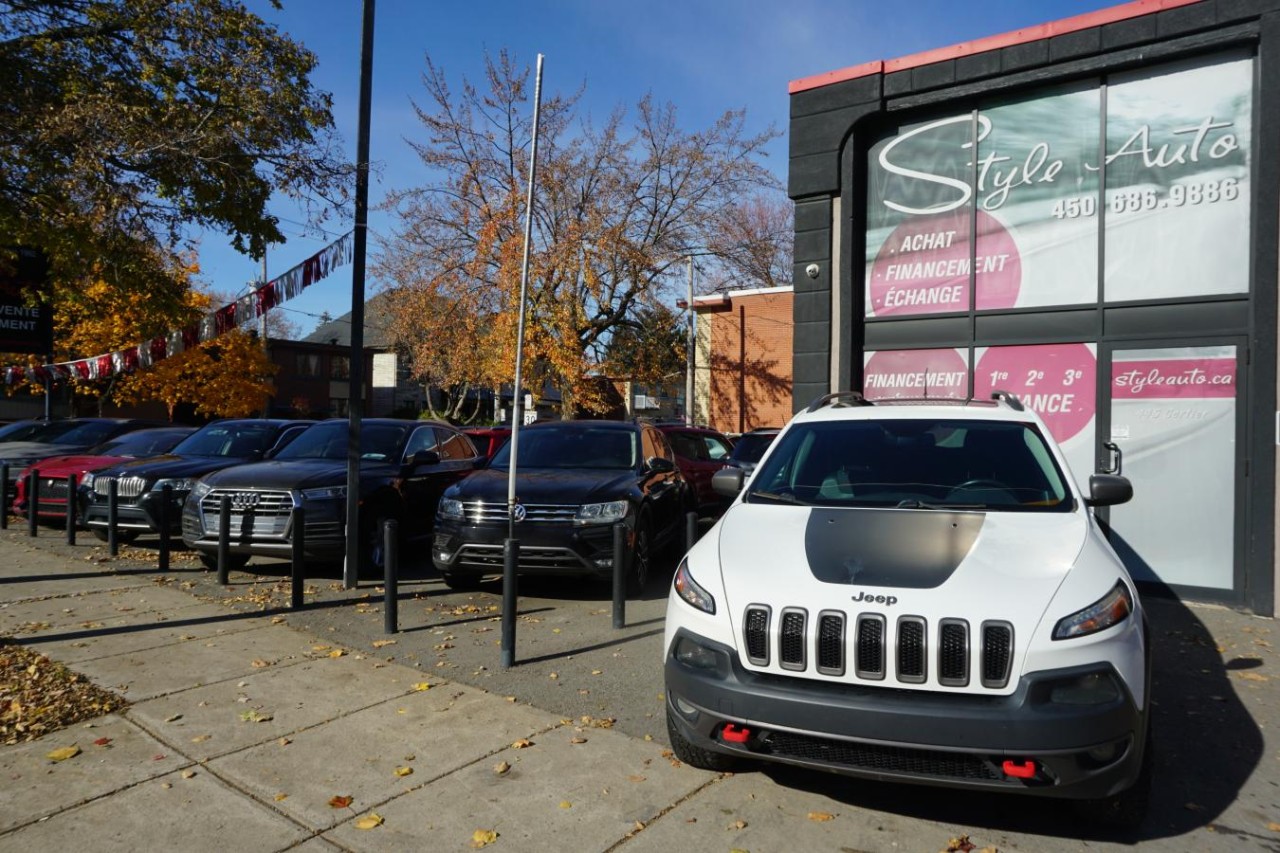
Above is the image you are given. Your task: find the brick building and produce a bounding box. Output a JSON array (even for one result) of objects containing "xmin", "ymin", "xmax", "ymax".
[{"xmin": 692, "ymin": 286, "xmax": 793, "ymax": 434}]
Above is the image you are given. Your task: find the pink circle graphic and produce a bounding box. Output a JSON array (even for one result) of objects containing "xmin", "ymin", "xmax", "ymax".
[
  {"xmin": 974, "ymin": 344, "xmax": 1096, "ymax": 443},
  {"xmin": 863, "ymin": 349, "xmax": 968, "ymax": 400},
  {"xmin": 869, "ymin": 211, "xmax": 1021, "ymax": 316}
]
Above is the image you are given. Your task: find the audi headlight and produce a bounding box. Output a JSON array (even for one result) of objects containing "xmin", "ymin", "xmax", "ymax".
[
  {"xmin": 674, "ymin": 558, "xmax": 716, "ymax": 615},
  {"xmin": 1053, "ymin": 580, "xmax": 1133, "ymax": 640},
  {"xmin": 153, "ymin": 478, "xmax": 195, "ymax": 493},
  {"xmin": 575, "ymin": 500, "xmax": 628, "ymax": 525},
  {"xmin": 438, "ymin": 497, "xmax": 464, "ymax": 520},
  {"xmin": 188, "ymin": 481, "xmax": 213, "ymax": 502},
  {"xmin": 301, "ymin": 486, "xmax": 346, "ymax": 501}
]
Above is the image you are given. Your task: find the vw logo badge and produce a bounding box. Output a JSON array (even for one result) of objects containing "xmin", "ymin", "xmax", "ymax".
[{"xmin": 512, "ymin": 503, "xmax": 527, "ymax": 523}]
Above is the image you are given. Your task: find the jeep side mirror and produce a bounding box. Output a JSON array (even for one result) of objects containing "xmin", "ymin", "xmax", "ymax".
[
  {"xmin": 646, "ymin": 456, "xmax": 675, "ymax": 474},
  {"xmin": 712, "ymin": 467, "xmax": 744, "ymax": 497},
  {"xmin": 1085, "ymin": 473, "xmax": 1132, "ymax": 507},
  {"xmin": 410, "ymin": 450, "xmax": 441, "ymax": 467}
]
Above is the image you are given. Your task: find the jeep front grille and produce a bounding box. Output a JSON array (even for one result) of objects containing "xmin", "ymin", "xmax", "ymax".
[
  {"xmin": 761, "ymin": 731, "xmax": 1002, "ymax": 781},
  {"xmin": 739, "ymin": 607, "xmax": 1014, "ymax": 691}
]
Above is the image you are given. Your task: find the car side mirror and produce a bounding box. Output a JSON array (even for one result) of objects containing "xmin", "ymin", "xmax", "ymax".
[
  {"xmin": 1085, "ymin": 473, "xmax": 1132, "ymax": 507},
  {"xmin": 712, "ymin": 467, "xmax": 745, "ymax": 497},
  {"xmin": 410, "ymin": 450, "xmax": 441, "ymax": 467},
  {"xmin": 646, "ymin": 456, "xmax": 675, "ymax": 474}
]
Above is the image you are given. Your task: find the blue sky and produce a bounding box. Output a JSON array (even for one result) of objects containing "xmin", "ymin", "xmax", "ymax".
[{"xmin": 200, "ymin": 0, "xmax": 1120, "ymax": 337}]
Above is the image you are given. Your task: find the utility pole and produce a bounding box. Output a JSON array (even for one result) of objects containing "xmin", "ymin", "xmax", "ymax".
[{"xmin": 686, "ymin": 256, "xmax": 695, "ymax": 425}]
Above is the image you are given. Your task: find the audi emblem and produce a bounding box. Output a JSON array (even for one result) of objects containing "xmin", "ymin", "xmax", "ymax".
[{"xmin": 231, "ymin": 492, "xmax": 260, "ymax": 510}]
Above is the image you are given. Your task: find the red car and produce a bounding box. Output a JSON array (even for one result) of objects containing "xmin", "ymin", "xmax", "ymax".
[
  {"xmin": 656, "ymin": 423, "xmax": 735, "ymax": 518},
  {"xmin": 461, "ymin": 426, "xmax": 511, "ymax": 461},
  {"xmin": 14, "ymin": 426, "xmax": 196, "ymax": 523}
]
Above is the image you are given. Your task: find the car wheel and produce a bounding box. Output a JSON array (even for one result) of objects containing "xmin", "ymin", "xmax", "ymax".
[
  {"xmin": 1073, "ymin": 723, "xmax": 1153, "ymax": 829},
  {"xmin": 441, "ymin": 572, "xmax": 484, "ymax": 591},
  {"xmin": 91, "ymin": 528, "xmax": 140, "ymax": 544},
  {"xmin": 198, "ymin": 553, "xmax": 250, "ymax": 573},
  {"xmin": 627, "ymin": 516, "xmax": 652, "ymax": 599},
  {"xmin": 666, "ymin": 708, "xmax": 741, "ymax": 772}
]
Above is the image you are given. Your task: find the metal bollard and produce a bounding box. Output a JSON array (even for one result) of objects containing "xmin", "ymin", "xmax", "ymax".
[
  {"xmin": 157, "ymin": 484, "xmax": 171, "ymax": 572},
  {"xmin": 383, "ymin": 519, "xmax": 398, "ymax": 634},
  {"xmin": 107, "ymin": 477, "xmax": 119, "ymax": 556},
  {"xmin": 612, "ymin": 522, "xmax": 627, "ymax": 629},
  {"xmin": 500, "ymin": 538, "xmax": 519, "ymax": 669},
  {"xmin": 290, "ymin": 506, "xmax": 305, "ymax": 609},
  {"xmin": 217, "ymin": 494, "xmax": 231, "ymax": 585},
  {"xmin": 27, "ymin": 470, "xmax": 38, "ymax": 537},
  {"xmin": 0, "ymin": 462, "xmax": 8, "ymax": 529},
  {"xmin": 66, "ymin": 474, "xmax": 77, "ymax": 545},
  {"xmin": 685, "ymin": 510, "xmax": 698, "ymax": 552}
]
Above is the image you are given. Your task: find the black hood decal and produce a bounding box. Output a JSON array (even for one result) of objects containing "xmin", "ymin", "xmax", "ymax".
[{"xmin": 804, "ymin": 508, "xmax": 984, "ymax": 589}]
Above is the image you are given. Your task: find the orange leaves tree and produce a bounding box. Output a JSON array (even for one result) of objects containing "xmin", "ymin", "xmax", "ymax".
[
  {"xmin": 377, "ymin": 50, "xmax": 780, "ymax": 419},
  {"xmin": 114, "ymin": 329, "xmax": 276, "ymax": 421}
]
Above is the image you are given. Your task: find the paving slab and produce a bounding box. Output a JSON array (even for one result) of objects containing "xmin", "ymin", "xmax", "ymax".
[
  {"xmin": 0, "ymin": 765, "xmax": 310, "ymax": 852},
  {"xmin": 210, "ymin": 682, "xmax": 564, "ymax": 832},
  {"xmin": 321, "ymin": 722, "xmax": 718, "ymax": 852},
  {"xmin": 130, "ymin": 653, "xmax": 437, "ymax": 761},
  {"xmin": 65, "ymin": 623, "xmax": 321, "ymax": 701},
  {"xmin": 0, "ymin": 583, "xmax": 213, "ymax": 638},
  {"xmin": 0, "ymin": 563, "xmax": 166, "ymax": 599},
  {"xmin": 0, "ymin": 714, "xmax": 188, "ymax": 833}
]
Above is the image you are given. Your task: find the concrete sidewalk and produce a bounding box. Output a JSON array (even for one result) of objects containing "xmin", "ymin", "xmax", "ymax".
[{"xmin": 3, "ymin": 534, "xmax": 1280, "ymax": 852}]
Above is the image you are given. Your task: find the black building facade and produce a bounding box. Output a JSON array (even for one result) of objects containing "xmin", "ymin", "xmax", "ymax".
[{"xmin": 788, "ymin": 0, "xmax": 1280, "ymax": 613}]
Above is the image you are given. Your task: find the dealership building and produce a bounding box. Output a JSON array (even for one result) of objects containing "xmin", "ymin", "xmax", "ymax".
[{"xmin": 787, "ymin": 0, "xmax": 1280, "ymax": 613}]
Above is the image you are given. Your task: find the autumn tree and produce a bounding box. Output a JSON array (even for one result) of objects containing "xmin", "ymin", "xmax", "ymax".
[
  {"xmin": 114, "ymin": 328, "xmax": 277, "ymax": 420},
  {"xmin": 704, "ymin": 191, "xmax": 795, "ymax": 291},
  {"xmin": 0, "ymin": 0, "xmax": 351, "ymax": 320},
  {"xmin": 377, "ymin": 51, "xmax": 780, "ymax": 418},
  {"xmin": 605, "ymin": 305, "xmax": 687, "ymax": 391}
]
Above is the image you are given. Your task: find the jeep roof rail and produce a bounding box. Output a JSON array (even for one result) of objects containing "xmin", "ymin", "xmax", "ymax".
[
  {"xmin": 805, "ymin": 391, "xmax": 871, "ymax": 413},
  {"xmin": 990, "ymin": 390, "xmax": 1025, "ymax": 411}
]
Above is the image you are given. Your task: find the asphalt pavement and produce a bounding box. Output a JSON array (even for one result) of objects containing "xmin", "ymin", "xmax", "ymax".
[{"xmin": 2, "ymin": 524, "xmax": 1280, "ymax": 852}]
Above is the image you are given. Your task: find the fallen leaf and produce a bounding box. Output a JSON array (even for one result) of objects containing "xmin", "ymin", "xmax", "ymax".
[
  {"xmin": 569, "ymin": 737, "xmax": 587, "ymax": 744},
  {"xmin": 512, "ymin": 738, "xmax": 534, "ymax": 749},
  {"xmin": 470, "ymin": 828, "xmax": 498, "ymax": 848},
  {"xmin": 494, "ymin": 760, "xmax": 511, "ymax": 776},
  {"xmin": 372, "ymin": 640, "xmax": 396, "ymax": 648},
  {"xmin": 807, "ymin": 811, "xmax": 835, "ymax": 822},
  {"xmin": 395, "ymin": 766, "xmax": 413, "ymax": 777},
  {"xmin": 355, "ymin": 813, "xmax": 384, "ymax": 830},
  {"xmin": 274, "ymin": 793, "xmax": 288, "ymax": 802},
  {"xmin": 46, "ymin": 745, "xmax": 80, "ymax": 762},
  {"xmin": 311, "ymin": 645, "xmax": 331, "ymax": 651},
  {"xmin": 591, "ymin": 669, "xmax": 603, "ymax": 675},
  {"xmin": 251, "ymin": 659, "xmax": 271, "ymax": 668},
  {"xmin": 1236, "ymin": 671, "xmax": 1269, "ymax": 682},
  {"xmin": 239, "ymin": 709, "xmax": 273, "ymax": 723},
  {"xmin": 548, "ymin": 672, "xmax": 559, "ymax": 680},
  {"xmin": 727, "ymin": 819, "xmax": 747, "ymax": 830},
  {"xmin": 329, "ymin": 795, "xmax": 354, "ymax": 809},
  {"xmin": 93, "ymin": 737, "xmax": 112, "ymax": 747},
  {"xmin": 161, "ymin": 782, "xmax": 172, "ymax": 789},
  {"xmin": 190, "ymin": 734, "xmax": 211, "ymax": 744},
  {"xmin": 278, "ymin": 737, "xmax": 291, "ymax": 746},
  {"xmin": 164, "ymin": 713, "xmax": 183, "ymax": 722},
  {"xmin": 328, "ymin": 649, "xmax": 346, "ymax": 659},
  {"xmin": 628, "ymin": 774, "xmax": 647, "ymax": 783},
  {"xmin": 559, "ymin": 800, "xmax": 572, "ymax": 809},
  {"xmin": 181, "ymin": 769, "xmax": 196, "ymax": 779},
  {"xmin": 412, "ymin": 682, "xmax": 432, "ymax": 691}
]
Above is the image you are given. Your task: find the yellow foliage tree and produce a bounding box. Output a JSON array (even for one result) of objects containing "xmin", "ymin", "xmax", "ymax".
[{"xmin": 114, "ymin": 329, "xmax": 277, "ymax": 421}]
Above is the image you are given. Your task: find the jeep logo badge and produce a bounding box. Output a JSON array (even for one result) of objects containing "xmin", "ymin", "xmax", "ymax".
[{"xmin": 851, "ymin": 590, "xmax": 898, "ymax": 607}]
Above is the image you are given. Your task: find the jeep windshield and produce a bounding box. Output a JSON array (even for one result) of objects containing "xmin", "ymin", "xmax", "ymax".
[
  {"xmin": 489, "ymin": 427, "xmax": 637, "ymax": 470},
  {"xmin": 744, "ymin": 419, "xmax": 1072, "ymax": 512}
]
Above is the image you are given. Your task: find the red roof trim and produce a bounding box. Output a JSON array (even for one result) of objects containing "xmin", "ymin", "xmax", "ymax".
[{"xmin": 788, "ymin": 0, "xmax": 1206, "ymax": 94}]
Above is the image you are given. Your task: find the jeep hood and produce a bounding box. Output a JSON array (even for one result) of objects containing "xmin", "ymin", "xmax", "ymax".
[{"xmin": 716, "ymin": 504, "xmax": 1087, "ymax": 649}]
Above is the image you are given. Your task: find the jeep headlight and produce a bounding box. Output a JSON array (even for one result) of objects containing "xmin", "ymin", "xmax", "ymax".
[
  {"xmin": 673, "ymin": 558, "xmax": 716, "ymax": 615},
  {"xmin": 188, "ymin": 481, "xmax": 213, "ymax": 502},
  {"xmin": 301, "ymin": 486, "xmax": 346, "ymax": 501},
  {"xmin": 153, "ymin": 478, "xmax": 195, "ymax": 493},
  {"xmin": 575, "ymin": 500, "xmax": 628, "ymax": 525},
  {"xmin": 438, "ymin": 497, "xmax": 464, "ymax": 520},
  {"xmin": 1053, "ymin": 580, "xmax": 1132, "ymax": 640}
]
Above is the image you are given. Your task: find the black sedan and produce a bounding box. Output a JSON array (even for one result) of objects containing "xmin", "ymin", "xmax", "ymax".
[
  {"xmin": 80, "ymin": 418, "xmax": 313, "ymax": 545},
  {"xmin": 432, "ymin": 420, "xmax": 690, "ymax": 596},
  {"xmin": 181, "ymin": 418, "xmax": 481, "ymax": 572}
]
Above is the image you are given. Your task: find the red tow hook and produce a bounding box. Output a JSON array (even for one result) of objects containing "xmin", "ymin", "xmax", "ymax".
[
  {"xmin": 1002, "ymin": 759, "xmax": 1037, "ymax": 779},
  {"xmin": 720, "ymin": 724, "xmax": 751, "ymax": 744}
]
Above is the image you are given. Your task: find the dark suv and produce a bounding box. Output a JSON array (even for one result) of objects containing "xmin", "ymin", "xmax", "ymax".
[
  {"xmin": 81, "ymin": 419, "xmax": 311, "ymax": 543},
  {"xmin": 724, "ymin": 427, "xmax": 780, "ymax": 477},
  {"xmin": 656, "ymin": 423, "xmax": 735, "ymax": 518},
  {"xmin": 432, "ymin": 420, "xmax": 690, "ymax": 595},
  {"xmin": 182, "ymin": 418, "xmax": 480, "ymax": 571}
]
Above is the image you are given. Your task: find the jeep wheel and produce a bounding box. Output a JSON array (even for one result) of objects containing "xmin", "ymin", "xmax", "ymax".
[
  {"xmin": 666, "ymin": 708, "xmax": 740, "ymax": 772},
  {"xmin": 1074, "ymin": 726, "xmax": 1153, "ymax": 830},
  {"xmin": 627, "ymin": 517, "xmax": 652, "ymax": 599},
  {"xmin": 91, "ymin": 528, "xmax": 140, "ymax": 544}
]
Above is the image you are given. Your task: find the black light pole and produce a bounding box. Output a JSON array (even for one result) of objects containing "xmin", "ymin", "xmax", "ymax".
[{"xmin": 344, "ymin": 0, "xmax": 376, "ymax": 589}]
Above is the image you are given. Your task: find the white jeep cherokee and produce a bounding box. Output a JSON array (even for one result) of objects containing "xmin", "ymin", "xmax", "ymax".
[{"xmin": 664, "ymin": 392, "xmax": 1150, "ymax": 826}]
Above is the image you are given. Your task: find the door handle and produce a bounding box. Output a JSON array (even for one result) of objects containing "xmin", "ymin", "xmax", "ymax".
[{"xmin": 1102, "ymin": 441, "xmax": 1122, "ymax": 475}]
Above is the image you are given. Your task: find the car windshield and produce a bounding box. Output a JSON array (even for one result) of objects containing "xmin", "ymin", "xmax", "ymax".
[
  {"xmin": 489, "ymin": 427, "xmax": 636, "ymax": 470},
  {"xmin": 730, "ymin": 432, "xmax": 776, "ymax": 465},
  {"xmin": 0, "ymin": 420, "xmax": 78, "ymax": 443},
  {"xmin": 89, "ymin": 429, "xmax": 190, "ymax": 458},
  {"xmin": 745, "ymin": 419, "xmax": 1072, "ymax": 512},
  {"xmin": 274, "ymin": 422, "xmax": 411, "ymax": 463},
  {"xmin": 170, "ymin": 422, "xmax": 281, "ymax": 458},
  {"xmin": 48, "ymin": 421, "xmax": 131, "ymax": 446}
]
